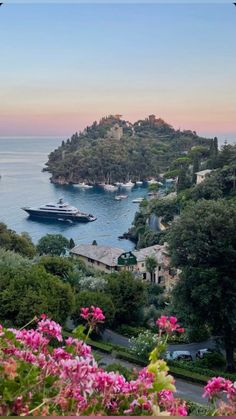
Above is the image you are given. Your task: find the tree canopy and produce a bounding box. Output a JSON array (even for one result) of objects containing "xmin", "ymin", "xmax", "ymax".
[
  {"xmin": 168, "ymin": 199, "xmax": 236, "ymax": 371},
  {"xmin": 105, "ymin": 271, "xmax": 147, "ymax": 326},
  {"xmin": 0, "ymin": 223, "xmax": 36, "ymax": 258},
  {"xmin": 0, "ymin": 252, "xmax": 75, "ymax": 327},
  {"xmin": 37, "ymin": 234, "xmax": 70, "ymax": 256}
]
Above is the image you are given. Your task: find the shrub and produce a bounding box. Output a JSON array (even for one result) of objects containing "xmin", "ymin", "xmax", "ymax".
[
  {"xmin": 116, "ymin": 324, "xmax": 147, "ymax": 338},
  {"xmin": 186, "ymin": 401, "xmax": 209, "ymax": 416},
  {"xmin": 130, "ymin": 330, "xmax": 157, "ymax": 361},
  {"xmin": 195, "ymin": 352, "xmax": 225, "ymax": 369}
]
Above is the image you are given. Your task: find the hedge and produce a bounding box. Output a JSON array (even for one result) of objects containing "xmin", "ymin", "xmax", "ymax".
[
  {"xmin": 115, "ymin": 350, "xmax": 146, "ymax": 366},
  {"xmin": 168, "ymin": 360, "xmax": 236, "ymax": 382},
  {"xmin": 168, "ymin": 365, "xmax": 210, "ymax": 384},
  {"xmin": 87, "ymin": 339, "xmax": 113, "ymax": 354},
  {"xmin": 186, "ymin": 400, "xmax": 209, "ymax": 416}
]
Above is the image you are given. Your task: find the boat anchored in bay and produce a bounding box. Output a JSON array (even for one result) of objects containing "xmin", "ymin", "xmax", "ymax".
[{"xmin": 22, "ymin": 198, "xmax": 96, "ymax": 223}]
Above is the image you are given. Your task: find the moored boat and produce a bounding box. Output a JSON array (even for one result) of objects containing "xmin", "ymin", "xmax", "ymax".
[
  {"xmin": 22, "ymin": 198, "xmax": 96, "ymax": 223},
  {"xmin": 120, "ymin": 181, "xmax": 134, "ymax": 189},
  {"xmin": 147, "ymin": 178, "xmax": 158, "ymax": 185},
  {"xmin": 132, "ymin": 197, "xmax": 144, "ymax": 203},
  {"xmin": 74, "ymin": 182, "xmax": 93, "ymax": 189},
  {"xmin": 115, "ymin": 194, "xmax": 128, "ymax": 201},
  {"xmin": 103, "ymin": 184, "xmax": 118, "ymax": 191}
]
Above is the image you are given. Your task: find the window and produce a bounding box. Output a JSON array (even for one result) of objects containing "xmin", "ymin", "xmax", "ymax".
[{"xmin": 143, "ymin": 273, "xmax": 146, "ymax": 280}]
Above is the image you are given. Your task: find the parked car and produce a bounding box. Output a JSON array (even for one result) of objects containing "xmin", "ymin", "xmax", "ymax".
[{"xmin": 165, "ymin": 350, "xmax": 193, "ymax": 361}]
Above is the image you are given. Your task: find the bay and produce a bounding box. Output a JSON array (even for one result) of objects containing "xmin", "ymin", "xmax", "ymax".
[{"xmin": 0, "ymin": 137, "xmax": 150, "ymax": 251}]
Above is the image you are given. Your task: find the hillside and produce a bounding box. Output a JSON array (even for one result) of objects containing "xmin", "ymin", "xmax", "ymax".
[
  {"xmin": 45, "ymin": 114, "xmax": 213, "ymax": 185},
  {"xmin": 127, "ymin": 142, "xmax": 236, "ymax": 249}
]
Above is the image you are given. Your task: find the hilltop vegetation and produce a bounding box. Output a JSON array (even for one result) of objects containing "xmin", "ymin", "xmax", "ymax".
[{"xmin": 45, "ymin": 114, "xmax": 213, "ymax": 184}]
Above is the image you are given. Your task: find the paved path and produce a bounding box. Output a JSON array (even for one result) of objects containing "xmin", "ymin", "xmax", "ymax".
[
  {"xmin": 102, "ymin": 329, "xmax": 218, "ymax": 359},
  {"xmin": 97, "ymin": 350, "xmax": 207, "ymax": 405}
]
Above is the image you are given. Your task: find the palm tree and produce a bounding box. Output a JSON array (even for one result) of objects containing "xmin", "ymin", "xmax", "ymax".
[{"xmin": 145, "ymin": 255, "xmax": 158, "ymax": 283}]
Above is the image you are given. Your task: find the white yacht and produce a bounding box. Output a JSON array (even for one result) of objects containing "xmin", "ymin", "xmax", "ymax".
[
  {"xmin": 103, "ymin": 184, "xmax": 118, "ymax": 191},
  {"xmin": 74, "ymin": 182, "xmax": 93, "ymax": 189},
  {"xmin": 120, "ymin": 181, "xmax": 134, "ymax": 189}
]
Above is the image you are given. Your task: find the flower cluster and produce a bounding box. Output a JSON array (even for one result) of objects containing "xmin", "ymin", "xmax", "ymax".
[
  {"xmin": 81, "ymin": 306, "xmax": 105, "ymax": 328},
  {"xmin": 158, "ymin": 390, "xmax": 188, "ymax": 416},
  {"xmin": 156, "ymin": 315, "xmax": 185, "ymax": 334},
  {"xmin": 203, "ymin": 376, "xmax": 236, "ymax": 416},
  {"xmin": 0, "ymin": 310, "xmax": 234, "ymax": 416},
  {"xmin": 37, "ymin": 314, "xmax": 63, "ymax": 341}
]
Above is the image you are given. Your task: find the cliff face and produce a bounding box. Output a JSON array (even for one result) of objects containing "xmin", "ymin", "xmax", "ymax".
[{"xmin": 46, "ymin": 115, "xmax": 212, "ymax": 185}]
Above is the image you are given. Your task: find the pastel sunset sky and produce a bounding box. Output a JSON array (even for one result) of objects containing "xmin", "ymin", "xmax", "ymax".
[{"xmin": 0, "ymin": 2, "xmax": 235, "ymax": 141}]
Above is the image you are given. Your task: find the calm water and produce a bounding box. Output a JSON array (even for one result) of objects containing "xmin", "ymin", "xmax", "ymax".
[{"xmin": 0, "ymin": 137, "xmax": 152, "ymax": 251}]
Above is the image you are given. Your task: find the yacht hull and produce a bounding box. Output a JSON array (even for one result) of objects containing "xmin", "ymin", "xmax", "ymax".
[{"xmin": 22, "ymin": 208, "xmax": 96, "ymax": 223}]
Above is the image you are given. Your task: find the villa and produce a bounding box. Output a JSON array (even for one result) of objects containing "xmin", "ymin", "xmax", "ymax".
[
  {"xmin": 71, "ymin": 242, "xmax": 178, "ymax": 292},
  {"xmin": 195, "ymin": 169, "xmax": 212, "ymax": 184}
]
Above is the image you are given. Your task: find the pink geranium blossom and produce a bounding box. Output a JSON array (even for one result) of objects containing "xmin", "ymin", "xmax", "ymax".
[
  {"xmin": 203, "ymin": 377, "xmax": 235, "ymax": 399},
  {"xmin": 37, "ymin": 316, "xmax": 62, "ymax": 341},
  {"xmin": 81, "ymin": 306, "xmax": 105, "ymax": 328},
  {"xmin": 156, "ymin": 315, "xmax": 185, "ymax": 334}
]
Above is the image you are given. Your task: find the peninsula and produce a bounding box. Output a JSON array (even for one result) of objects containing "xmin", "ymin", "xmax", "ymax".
[{"xmin": 45, "ymin": 114, "xmax": 213, "ymax": 185}]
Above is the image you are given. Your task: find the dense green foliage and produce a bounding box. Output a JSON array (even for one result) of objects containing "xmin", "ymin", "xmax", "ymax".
[
  {"xmin": 37, "ymin": 234, "xmax": 71, "ymax": 256},
  {"xmin": 0, "ymin": 250, "xmax": 74, "ymax": 326},
  {"xmin": 168, "ymin": 199, "xmax": 236, "ymax": 372},
  {"xmin": 0, "ymin": 223, "xmax": 36, "ymax": 258},
  {"xmin": 105, "ymin": 271, "xmax": 147, "ymax": 326},
  {"xmin": 46, "ymin": 115, "xmax": 212, "ymax": 184},
  {"xmin": 38, "ymin": 255, "xmax": 74, "ymax": 278},
  {"xmin": 129, "ymin": 142, "xmax": 236, "ymax": 248}
]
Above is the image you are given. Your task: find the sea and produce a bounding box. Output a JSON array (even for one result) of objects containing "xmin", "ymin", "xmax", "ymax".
[{"xmin": 0, "ymin": 137, "xmax": 152, "ymax": 251}]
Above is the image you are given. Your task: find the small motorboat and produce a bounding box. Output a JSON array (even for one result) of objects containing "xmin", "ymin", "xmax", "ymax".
[
  {"xmin": 74, "ymin": 182, "xmax": 93, "ymax": 189},
  {"xmin": 115, "ymin": 194, "xmax": 128, "ymax": 201},
  {"xmin": 132, "ymin": 197, "xmax": 144, "ymax": 203},
  {"xmin": 136, "ymin": 181, "xmax": 143, "ymax": 186}
]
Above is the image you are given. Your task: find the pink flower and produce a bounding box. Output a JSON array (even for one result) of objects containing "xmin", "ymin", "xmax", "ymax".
[
  {"xmin": 37, "ymin": 316, "xmax": 62, "ymax": 341},
  {"xmin": 13, "ymin": 329, "xmax": 49, "ymax": 350},
  {"xmin": 80, "ymin": 306, "xmax": 105, "ymax": 328},
  {"xmin": 0, "ymin": 324, "xmax": 4, "ymax": 337},
  {"xmin": 156, "ymin": 315, "xmax": 185, "ymax": 334},
  {"xmin": 80, "ymin": 307, "xmax": 89, "ymax": 320},
  {"xmin": 203, "ymin": 377, "xmax": 234, "ymax": 399}
]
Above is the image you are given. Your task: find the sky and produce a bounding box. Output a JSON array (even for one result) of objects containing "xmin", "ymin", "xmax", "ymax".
[{"xmin": 0, "ymin": 2, "xmax": 235, "ymax": 141}]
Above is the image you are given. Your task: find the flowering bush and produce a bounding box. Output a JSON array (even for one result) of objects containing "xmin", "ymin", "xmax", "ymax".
[
  {"xmin": 130, "ymin": 330, "xmax": 157, "ymax": 360},
  {"xmin": 0, "ymin": 311, "xmax": 235, "ymax": 416}
]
